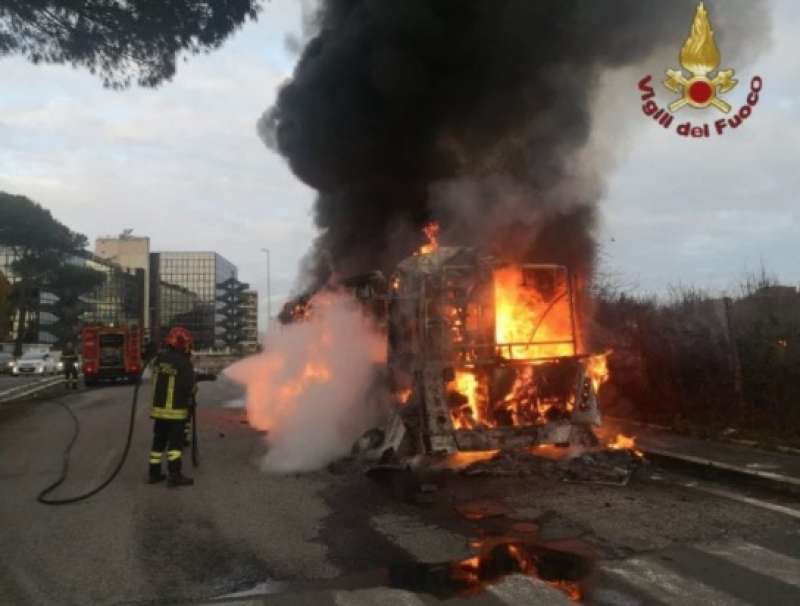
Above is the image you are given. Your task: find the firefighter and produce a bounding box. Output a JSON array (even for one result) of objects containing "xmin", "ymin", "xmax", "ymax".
[
  {"xmin": 148, "ymin": 327, "xmax": 196, "ymax": 487},
  {"xmin": 61, "ymin": 341, "xmax": 79, "ymax": 390}
]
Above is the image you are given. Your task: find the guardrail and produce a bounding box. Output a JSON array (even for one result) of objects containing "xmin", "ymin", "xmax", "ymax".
[{"xmin": 0, "ymin": 376, "xmax": 64, "ymax": 404}]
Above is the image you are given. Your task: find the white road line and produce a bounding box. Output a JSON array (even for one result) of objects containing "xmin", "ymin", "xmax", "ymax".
[
  {"xmin": 601, "ymin": 557, "xmax": 748, "ymax": 606},
  {"xmin": 370, "ymin": 513, "xmax": 470, "ymax": 562},
  {"xmin": 487, "ymin": 574, "xmax": 575, "ymax": 604},
  {"xmin": 590, "ymin": 588, "xmax": 642, "ymax": 606},
  {"xmin": 682, "ymin": 482, "xmax": 800, "ymax": 521},
  {"xmin": 697, "ymin": 542, "xmax": 800, "ymax": 588},
  {"xmin": 333, "ymin": 587, "xmax": 427, "ymax": 606},
  {"xmin": 0, "ymin": 377, "xmax": 63, "ymax": 402}
]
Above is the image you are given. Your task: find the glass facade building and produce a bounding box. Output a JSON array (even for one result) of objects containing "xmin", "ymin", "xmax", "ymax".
[
  {"xmin": 81, "ymin": 256, "xmax": 145, "ymax": 328},
  {"xmin": 0, "ymin": 249, "xmax": 145, "ymax": 345},
  {"xmin": 1, "ymin": 246, "xmax": 54, "ymax": 343},
  {"xmin": 150, "ymin": 252, "xmax": 237, "ymax": 349}
]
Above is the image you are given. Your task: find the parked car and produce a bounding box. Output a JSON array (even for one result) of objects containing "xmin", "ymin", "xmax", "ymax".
[
  {"xmin": 11, "ymin": 352, "xmax": 58, "ymax": 376},
  {"xmin": 0, "ymin": 352, "xmax": 14, "ymax": 375}
]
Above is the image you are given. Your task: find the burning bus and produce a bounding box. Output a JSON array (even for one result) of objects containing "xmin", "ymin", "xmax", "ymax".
[
  {"xmin": 272, "ymin": 226, "xmax": 611, "ymax": 463},
  {"xmin": 383, "ymin": 246, "xmax": 606, "ymax": 458}
]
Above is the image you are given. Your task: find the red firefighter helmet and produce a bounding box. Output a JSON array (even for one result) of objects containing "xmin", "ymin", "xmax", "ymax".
[{"xmin": 164, "ymin": 327, "xmax": 194, "ymax": 353}]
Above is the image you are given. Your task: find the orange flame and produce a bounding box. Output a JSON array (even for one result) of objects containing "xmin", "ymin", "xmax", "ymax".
[
  {"xmin": 607, "ymin": 433, "xmax": 636, "ymax": 450},
  {"xmin": 454, "ymin": 370, "xmax": 480, "ymax": 428},
  {"xmin": 396, "ymin": 387, "xmax": 412, "ymax": 405},
  {"xmin": 416, "ymin": 222, "xmax": 440, "ymax": 255},
  {"xmin": 587, "ymin": 350, "xmax": 612, "ymax": 392},
  {"xmin": 276, "ymin": 360, "xmax": 333, "ymax": 406},
  {"xmin": 445, "ymin": 449, "xmax": 499, "ymax": 470},
  {"xmin": 445, "ymin": 265, "xmax": 612, "ymax": 430},
  {"xmin": 494, "ymin": 267, "xmax": 575, "ymax": 360},
  {"xmin": 548, "ymin": 579, "xmax": 583, "ymax": 602},
  {"xmin": 449, "ymin": 541, "xmax": 583, "ymax": 602}
]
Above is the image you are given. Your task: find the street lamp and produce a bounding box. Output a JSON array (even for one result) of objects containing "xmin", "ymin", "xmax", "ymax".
[{"xmin": 260, "ymin": 248, "xmax": 271, "ymax": 335}]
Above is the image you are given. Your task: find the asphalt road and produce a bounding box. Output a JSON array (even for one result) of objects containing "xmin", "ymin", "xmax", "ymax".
[
  {"xmin": 1, "ymin": 379, "xmax": 799, "ymax": 605},
  {"xmin": 0, "ymin": 373, "xmax": 54, "ymax": 393}
]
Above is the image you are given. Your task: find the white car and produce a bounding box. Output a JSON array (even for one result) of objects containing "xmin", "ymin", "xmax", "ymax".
[{"xmin": 11, "ymin": 352, "xmax": 58, "ymax": 376}]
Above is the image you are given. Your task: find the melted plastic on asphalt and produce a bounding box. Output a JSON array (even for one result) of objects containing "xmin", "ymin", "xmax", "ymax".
[{"xmin": 388, "ymin": 536, "xmax": 592, "ymax": 602}]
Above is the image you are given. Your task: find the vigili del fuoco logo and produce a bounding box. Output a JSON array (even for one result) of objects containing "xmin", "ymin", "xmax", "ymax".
[{"xmin": 637, "ymin": 1, "xmax": 763, "ymax": 138}]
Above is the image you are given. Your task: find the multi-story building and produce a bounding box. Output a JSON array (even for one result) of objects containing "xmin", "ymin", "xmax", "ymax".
[
  {"xmin": 1, "ymin": 248, "xmax": 146, "ymax": 345},
  {"xmin": 5, "ymin": 234, "xmax": 243, "ymax": 351},
  {"xmin": 94, "ymin": 233, "xmax": 151, "ymax": 336},
  {"xmin": 81, "ymin": 255, "xmax": 146, "ymax": 328},
  {"xmin": 241, "ymin": 290, "xmax": 259, "ymax": 351},
  {"xmin": 150, "ymin": 252, "xmax": 237, "ymax": 350}
]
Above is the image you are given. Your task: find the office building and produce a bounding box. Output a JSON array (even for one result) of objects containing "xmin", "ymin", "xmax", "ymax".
[
  {"xmin": 150, "ymin": 252, "xmax": 237, "ymax": 349},
  {"xmin": 81, "ymin": 255, "xmax": 146, "ymax": 328},
  {"xmin": 241, "ymin": 290, "xmax": 259, "ymax": 351},
  {"xmin": 95, "ymin": 233, "xmax": 151, "ymax": 335}
]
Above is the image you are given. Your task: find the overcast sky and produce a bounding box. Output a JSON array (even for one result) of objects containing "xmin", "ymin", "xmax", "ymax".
[{"xmin": 1, "ymin": 1, "xmax": 798, "ymax": 332}]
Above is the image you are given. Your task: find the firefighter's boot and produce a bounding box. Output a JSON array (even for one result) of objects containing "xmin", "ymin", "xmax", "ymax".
[
  {"xmin": 167, "ymin": 459, "xmax": 193, "ymax": 487},
  {"xmin": 148, "ymin": 464, "xmax": 165, "ymax": 484}
]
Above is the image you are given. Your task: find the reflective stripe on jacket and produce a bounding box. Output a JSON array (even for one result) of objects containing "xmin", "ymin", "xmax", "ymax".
[{"xmin": 150, "ymin": 348, "xmax": 194, "ymax": 421}]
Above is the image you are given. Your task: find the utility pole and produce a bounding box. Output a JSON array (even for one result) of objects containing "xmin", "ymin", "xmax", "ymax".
[{"xmin": 260, "ymin": 248, "xmax": 271, "ymax": 335}]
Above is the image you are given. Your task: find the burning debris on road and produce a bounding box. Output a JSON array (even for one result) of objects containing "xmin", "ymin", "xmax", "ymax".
[
  {"xmin": 439, "ymin": 430, "xmax": 645, "ymax": 486},
  {"xmin": 455, "ymin": 446, "xmax": 645, "ymax": 487},
  {"xmin": 389, "ymin": 538, "xmax": 591, "ymax": 603}
]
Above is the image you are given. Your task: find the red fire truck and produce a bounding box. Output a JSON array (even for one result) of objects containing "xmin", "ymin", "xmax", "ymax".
[{"xmin": 80, "ymin": 325, "xmax": 143, "ymax": 386}]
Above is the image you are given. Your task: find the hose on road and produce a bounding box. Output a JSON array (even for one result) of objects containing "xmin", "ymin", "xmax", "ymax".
[{"xmin": 36, "ymin": 375, "xmax": 142, "ymax": 506}]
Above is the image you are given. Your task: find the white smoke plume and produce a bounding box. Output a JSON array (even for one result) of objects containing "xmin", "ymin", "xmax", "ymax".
[{"xmin": 225, "ymin": 292, "xmax": 387, "ymax": 473}]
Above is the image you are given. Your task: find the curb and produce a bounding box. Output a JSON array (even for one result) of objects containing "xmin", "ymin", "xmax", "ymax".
[
  {"xmin": 605, "ymin": 416, "xmax": 800, "ymax": 458},
  {"xmin": 642, "ymin": 447, "xmax": 800, "ymax": 495}
]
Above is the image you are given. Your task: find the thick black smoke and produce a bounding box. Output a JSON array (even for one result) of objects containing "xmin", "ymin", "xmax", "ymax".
[{"xmin": 260, "ymin": 0, "xmax": 770, "ymax": 290}]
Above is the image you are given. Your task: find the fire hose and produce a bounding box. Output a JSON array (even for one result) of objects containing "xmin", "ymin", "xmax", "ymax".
[
  {"xmin": 37, "ymin": 371, "xmax": 201, "ymax": 506},
  {"xmin": 191, "ymin": 397, "xmax": 200, "ymax": 467}
]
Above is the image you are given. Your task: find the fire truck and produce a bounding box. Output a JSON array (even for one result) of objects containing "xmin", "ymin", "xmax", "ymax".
[{"xmin": 80, "ymin": 324, "xmax": 143, "ymax": 386}]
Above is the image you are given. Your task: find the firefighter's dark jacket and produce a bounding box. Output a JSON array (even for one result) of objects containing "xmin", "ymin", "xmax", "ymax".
[
  {"xmin": 61, "ymin": 348, "xmax": 78, "ymax": 366},
  {"xmin": 150, "ymin": 348, "xmax": 196, "ymax": 421}
]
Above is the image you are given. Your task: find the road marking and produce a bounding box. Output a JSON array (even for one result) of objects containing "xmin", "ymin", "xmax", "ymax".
[
  {"xmin": 602, "ymin": 557, "xmax": 748, "ymax": 606},
  {"xmin": 0, "ymin": 378, "xmax": 50, "ymax": 397},
  {"xmin": 333, "ymin": 588, "xmax": 427, "ymax": 606},
  {"xmin": 370, "ymin": 513, "xmax": 471, "ymax": 562},
  {"xmin": 213, "ymin": 579, "xmax": 288, "ymax": 600},
  {"xmin": 487, "ymin": 574, "xmax": 575, "ymax": 604},
  {"xmin": 681, "ymin": 482, "xmax": 800, "ymax": 521},
  {"xmin": 745, "ymin": 462, "xmax": 781, "ymax": 470},
  {"xmin": 698, "ymin": 542, "xmax": 800, "ymax": 588},
  {"xmin": 590, "ymin": 588, "xmax": 642, "ymax": 606},
  {"xmin": 0, "ymin": 377, "xmax": 64, "ymax": 402}
]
